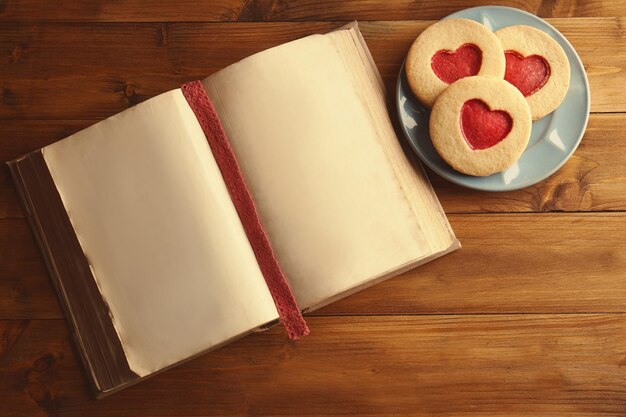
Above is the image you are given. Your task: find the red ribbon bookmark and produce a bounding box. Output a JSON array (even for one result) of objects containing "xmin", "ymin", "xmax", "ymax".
[{"xmin": 181, "ymin": 80, "xmax": 309, "ymax": 340}]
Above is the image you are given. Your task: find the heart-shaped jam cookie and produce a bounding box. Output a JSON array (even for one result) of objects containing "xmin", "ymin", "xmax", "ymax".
[
  {"xmin": 431, "ymin": 44, "xmax": 482, "ymax": 84},
  {"xmin": 429, "ymin": 76, "xmax": 532, "ymax": 177},
  {"xmin": 406, "ymin": 18, "xmax": 505, "ymax": 107},
  {"xmin": 504, "ymin": 51, "xmax": 550, "ymax": 97},
  {"xmin": 495, "ymin": 25, "xmax": 570, "ymax": 120},
  {"xmin": 460, "ymin": 99, "xmax": 513, "ymax": 150}
]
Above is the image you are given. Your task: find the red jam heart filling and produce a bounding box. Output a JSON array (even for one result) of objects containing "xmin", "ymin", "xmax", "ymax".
[
  {"xmin": 504, "ymin": 51, "xmax": 551, "ymax": 97},
  {"xmin": 460, "ymin": 99, "xmax": 513, "ymax": 150},
  {"xmin": 431, "ymin": 44, "xmax": 482, "ymax": 84}
]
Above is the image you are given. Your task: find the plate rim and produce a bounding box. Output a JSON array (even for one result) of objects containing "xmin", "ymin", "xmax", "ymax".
[{"xmin": 395, "ymin": 5, "xmax": 591, "ymax": 192}]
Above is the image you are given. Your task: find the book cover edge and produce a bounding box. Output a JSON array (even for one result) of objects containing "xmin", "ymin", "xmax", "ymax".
[{"xmin": 6, "ymin": 152, "xmax": 140, "ymax": 397}]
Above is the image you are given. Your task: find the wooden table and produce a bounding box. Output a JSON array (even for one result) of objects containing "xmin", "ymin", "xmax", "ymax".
[{"xmin": 2, "ymin": 1, "xmax": 626, "ymax": 415}]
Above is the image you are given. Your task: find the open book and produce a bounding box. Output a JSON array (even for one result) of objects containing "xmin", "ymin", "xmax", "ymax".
[{"xmin": 8, "ymin": 23, "xmax": 459, "ymax": 397}]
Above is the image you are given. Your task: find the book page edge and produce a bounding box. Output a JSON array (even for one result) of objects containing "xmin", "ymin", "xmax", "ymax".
[{"xmin": 302, "ymin": 239, "xmax": 461, "ymax": 314}]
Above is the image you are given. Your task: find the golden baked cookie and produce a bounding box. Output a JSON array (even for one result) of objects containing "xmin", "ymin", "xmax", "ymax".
[
  {"xmin": 495, "ymin": 25, "xmax": 570, "ymax": 120},
  {"xmin": 406, "ymin": 18, "xmax": 506, "ymax": 107},
  {"xmin": 429, "ymin": 76, "xmax": 532, "ymax": 177}
]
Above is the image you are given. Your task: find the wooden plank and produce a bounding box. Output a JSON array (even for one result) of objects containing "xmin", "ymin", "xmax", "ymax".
[
  {"xmin": 321, "ymin": 212, "xmax": 626, "ymax": 315},
  {"xmin": 1, "ymin": 114, "xmax": 624, "ymax": 218},
  {"xmin": 0, "ymin": 19, "xmax": 623, "ymax": 120},
  {"xmin": 0, "ymin": 0, "xmax": 624, "ymax": 22},
  {"xmin": 2, "ymin": 213, "xmax": 625, "ymax": 320},
  {"xmin": 2, "ymin": 315, "xmax": 626, "ymax": 416}
]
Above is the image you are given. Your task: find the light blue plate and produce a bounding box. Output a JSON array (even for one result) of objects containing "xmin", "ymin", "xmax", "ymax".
[{"xmin": 396, "ymin": 6, "xmax": 590, "ymax": 191}]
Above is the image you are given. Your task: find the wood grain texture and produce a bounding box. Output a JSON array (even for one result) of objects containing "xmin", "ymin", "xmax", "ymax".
[
  {"xmin": 0, "ymin": 216, "xmax": 60, "ymax": 319},
  {"xmin": 1, "ymin": 114, "xmax": 625, "ymax": 218},
  {"xmin": 3, "ymin": 315, "xmax": 626, "ymax": 416},
  {"xmin": 2, "ymin": 1, "xmax": 625, "ymax": 414},
  {"xmin": 0, "ymin": 0, "xmax": 623, "ymax": 21},
  {"xmin": 0, "ymin": 19, "xmax": 624, "ymax": 121},
  {"xmin": 322, "ymin": 212, "xmax": 626, "ymax": 315},
  {"xmin": 3, "ymin": 213, "xmax": 625, "ymax": 319}
]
